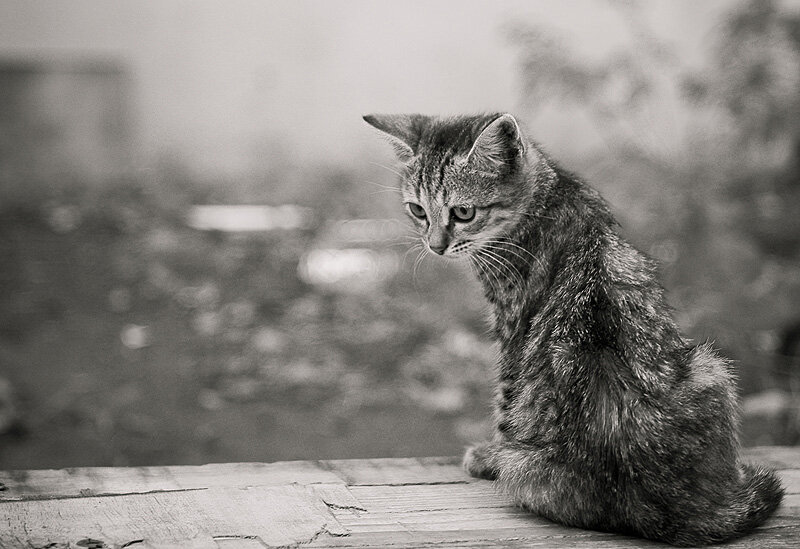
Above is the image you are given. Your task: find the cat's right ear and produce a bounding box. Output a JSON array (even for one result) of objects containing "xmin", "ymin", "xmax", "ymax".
[
  {"xmin": 465, "ymin": 113, "xmax": 526, "ymax": 173},
  {"xmin": 362, "ymin": 114, "xmax": 423, "ymax": 162}
]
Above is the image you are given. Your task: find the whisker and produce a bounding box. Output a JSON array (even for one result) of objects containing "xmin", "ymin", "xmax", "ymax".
[
  {"xmin": 479, "ymin": 251, "xmax": 517, "ymax": 288},
  {"xmin": 469, "ymin": 255, "xmax": 490, "ymax": 288},
  {"xmin": 388, "ymin": 235, "xmax": 421, "ymax": 242},
  {"xmin": 481, "ymin": 253, "xmax": 509, "ymax": 292},
  {"xmin": 364, "ymin": 180, "xmax": 398, "ymax": 190},
  {"xmin": 480, "ymin": 248, "xmax": 526, "ymax": 290},
  {"xmin": 481, "ymin": 238, "xmax": 545, "ymax": 272},
  {"xmin": 402, "ymin": 241, "xmax": 424, "ymax": 265},
  {"xmin": 369, "ymin": 161, "xmax": 404, "ymax": 178},
  {"xmin": 481, "ymin": 249, "xmax": 529, "ymax": 286},
  {"xmin": 385, "ymin": 239, "xmax": 420, "ymax": 249},
  {"xmin": 480, "ymin": 238, "xmax": 536, "ymax": 258},
  {"xmin": 364, "ymin": 180, "xmax": 402, "ymax": 196},
  {"xmin": 471, "ymin": 252, "xmax": 492, "ymax": 287},
  {"xmin": 412, "ymin": 246, "xmax": 428, "ymax": 284},
  {"xmin": 369, "ymin": 189, "xmax": 403, "ymax": 197},
  {"xmin": 474, "ymin": 250, "xmax": 504, "ymax": 291},
  {"xmin": 480, "ymin": 241, "xmax": 534, "ymax": 265},
  {"xmin": 466, "ymin": 255, "xmax": 479, "ymax": 277}
]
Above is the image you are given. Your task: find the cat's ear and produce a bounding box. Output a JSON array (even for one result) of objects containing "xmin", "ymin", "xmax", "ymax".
[
  {"xmin": 363, "ymin": 114, "xmax": 424, "ymax": 161},
  {"xmin": 465, "ymin": 113, "xmax": 525, "ymax": 172}
]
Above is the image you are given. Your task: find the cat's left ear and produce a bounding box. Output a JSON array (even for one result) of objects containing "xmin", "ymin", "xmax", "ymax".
[
  {"xmin": 465, "ymin": 113, "xmax": 526, "ymax": 172},
  {"xmin": 363, "ymin": 113, "xmax": 425, "ymax": 161}
]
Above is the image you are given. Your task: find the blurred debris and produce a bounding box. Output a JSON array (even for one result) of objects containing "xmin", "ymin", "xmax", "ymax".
[
  {"xmin": 742, "ymin": 389, "xmax": 800, "ymax": 446},
  {"xmin": 145, "ymin": 262, "xmax": 181, "ymax": 297},
  {"xmin": 120, "ymin": 324, "xmax": 151, "ymax": 350},
  {"xmin": 774, "ymin": 319, "xmax": 800, "ymax": 393},
  {"xmin": 46, "ymin": 204, "xmax": 81, "ymax": 233},
  {"xmin": 220, "ymin": 300, "xmax": 256, "ymax": 330},
  {"xmin": 219, "ymin": 377, "xmax": 262, "ymax": 402},
  {"xmin": 251, "ymin": 327, "xmax": 288, "ymax": 354},
  {"xmin": 453, "ymin": 417, "xmax": 492, "ymax": 443},
  {"xmin": 197, "ymin": 389, "xmax": 225, "ymax": 411},
  {"xmin": 400, "ymin": 328, "xmax": 494, "ymax": 415},
  {"xmin": 329, "ymin": 218, "xmax": 409, "ymax": 244},
  {"xmin": 145, "ymin": 227, "xmax": 182, "ymax": 253},
  {"xmin": 187, "ymin": 205, "xmax": 313, "ymax": 232},
  {"xmin": 298, "ymin": 248, "xmax": 399, "ymax": 288},
  {"xmin": 108, "ymin": 287, "xmax": 132, "ymax": 313},
  {"xmin": 743, "ymin": 390, "xmax": 793, "ymax": 418},
  {"xmin": 0, "ymin": 377, "xmax": 21, "ymax": 436},
  {"xmin": 408, "ymin": 386, "xmax": 467, "ymax": 415},
  {"xmin": 191, "ymin": 311, "xmax": 220, "ymax": 337},
  {"xmin": 176, "ymin": 282, "xmax": 221, "ymax": 310}
]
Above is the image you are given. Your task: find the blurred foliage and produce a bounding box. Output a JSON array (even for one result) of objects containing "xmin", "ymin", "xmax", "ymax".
[
  {"xmin": 686, "ymin": 0, "xmax": 800, "ymax": 259},
  {"xmin": 508, "ymin": 0, "xmax": 800, "ymax": 411}
]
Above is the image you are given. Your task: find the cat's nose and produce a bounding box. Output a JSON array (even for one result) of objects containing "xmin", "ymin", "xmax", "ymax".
[
  {"xmin": 429, "ymin": 243, "xmax": 447, "ymax": 255},
  {"xmin": 428, "ymin": 229, "xmax": 449, "ymax": 255}
]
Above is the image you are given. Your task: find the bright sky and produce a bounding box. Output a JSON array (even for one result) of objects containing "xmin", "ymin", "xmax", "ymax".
[{"xmin": 1, "ymin": 0, "xmax": 733, "ymax": 176}]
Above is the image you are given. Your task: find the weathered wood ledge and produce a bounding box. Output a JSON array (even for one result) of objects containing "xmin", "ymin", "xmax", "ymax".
[{"xmin": 1, "ymin": 446, "xmax": 799, "ymax": 548}]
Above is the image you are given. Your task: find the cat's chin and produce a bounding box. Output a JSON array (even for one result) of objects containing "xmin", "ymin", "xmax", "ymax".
[
  {"xmin": 435, "ymin": 250, "xmax": 472, "ymax": 261},
  {"xmin": 432, "ymin": 254, "xmax": 460, "ymax": 262}
]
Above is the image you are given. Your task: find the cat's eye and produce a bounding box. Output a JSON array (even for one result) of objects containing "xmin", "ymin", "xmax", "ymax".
[
  {"xmin": 451, "ymin": 205, "xmax": 476, "ymax": 222},
  {"xmin": 406, "ymin": 202, "xmax": 427, "ymax": 220}
]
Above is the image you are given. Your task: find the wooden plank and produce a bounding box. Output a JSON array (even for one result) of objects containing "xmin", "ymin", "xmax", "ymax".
[
  {"xmin": 305, "ymin": 523, "xmax": 800, "ymax": 548},
  {"xmin": 320, "ymin": 456, "xmax": 465, "ymax": 486},
  {"xmin": 0, "ymin": 447, "xmax": 797, "ymax": 548},
  {"xmin": 779, "ymin": 469, "xmax": 800, "ymax": 494},
  {"xmin": 0, "ymin": 461, "xmax": 343, "ymax": 500},
  {"xmin": 0, "ymin": 484, "xmax": 351, "ymax": 548},
  {"xmin": 312, "ymin": 481, "xmax": 796, "ymax": 549}
]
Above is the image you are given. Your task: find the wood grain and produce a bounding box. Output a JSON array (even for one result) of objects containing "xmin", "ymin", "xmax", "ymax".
[{"xmin": 0, "ymin": 447, "xmax": 797, "ymax": 548}]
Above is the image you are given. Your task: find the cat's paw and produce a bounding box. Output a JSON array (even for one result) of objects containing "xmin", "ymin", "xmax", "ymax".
[{"xmin": 463, "ymin": 443, "xmax": 499, "ymax": 480}]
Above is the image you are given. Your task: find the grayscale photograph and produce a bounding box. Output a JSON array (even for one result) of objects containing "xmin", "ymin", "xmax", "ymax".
[{"xmin": 1, "ymin": 1, "xmax": 799, "ymax": 546}]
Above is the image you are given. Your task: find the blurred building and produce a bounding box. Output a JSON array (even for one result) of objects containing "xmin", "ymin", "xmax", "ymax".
[{"xmin": 0, "ymin": 58, "xmax": 132, "ymax": 183}]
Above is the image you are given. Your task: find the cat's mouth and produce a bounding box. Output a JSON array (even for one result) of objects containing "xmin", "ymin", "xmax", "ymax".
[
  {"xmin": 426, "ymin": 239, "xmax": 474, "ymax": 259},
  {"xmin": 446, "ymin": 241, "xmax": 473, "ymax": 257}
]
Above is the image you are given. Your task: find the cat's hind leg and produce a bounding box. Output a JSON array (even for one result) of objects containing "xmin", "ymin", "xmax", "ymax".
[
  {"xmin": 464, "ymin": 440, "xmax": 549, "ymax": 482},
  {"xmin": 463, "ymin": 440, "xmax": 551, "ymax": 489},
  {"xmin": 463, "ymin": 441, "xmax": 609, "ymax": 531},
  {"xmin": 463, "ymin": 441, "xmax": 500, "ymax": 480}
]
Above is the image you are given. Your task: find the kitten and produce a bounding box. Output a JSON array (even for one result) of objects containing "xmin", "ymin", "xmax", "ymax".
[{"xmin": 364, "ymin": 112, "xmax": 784, "ymax": 546}]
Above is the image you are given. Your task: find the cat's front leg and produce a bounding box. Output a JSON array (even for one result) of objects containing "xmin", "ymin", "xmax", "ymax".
[{"xmin": 463, "ymin": 442, "xmax": 500, "ymax": 480}]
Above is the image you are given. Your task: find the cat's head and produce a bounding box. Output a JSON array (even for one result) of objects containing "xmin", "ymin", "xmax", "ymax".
[{"xmin": 363, "ymin": 113, "xmax": 534, "ymax": 259}]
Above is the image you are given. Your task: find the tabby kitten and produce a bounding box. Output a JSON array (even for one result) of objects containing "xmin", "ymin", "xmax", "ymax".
[{"xmin": 364, "ymin": 112, "xmax": 784, "ymax": 546}]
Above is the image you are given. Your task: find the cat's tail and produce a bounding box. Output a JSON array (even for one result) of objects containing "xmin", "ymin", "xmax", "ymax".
[
  {"xmin": 723, "ymin": 463, "xmax": 784, "ymax": 538},
  {"xmin": 676, "ymin": 462, "xmax": 783, "ymax": 546}
]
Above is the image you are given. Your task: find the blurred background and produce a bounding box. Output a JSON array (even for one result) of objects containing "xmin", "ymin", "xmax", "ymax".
[{"xmin": 1, "ymin": 0, "xmax": 799, "ymax": 469}]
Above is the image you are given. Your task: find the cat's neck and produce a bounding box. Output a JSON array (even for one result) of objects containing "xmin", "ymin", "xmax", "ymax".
[
  {"xmin": 474, "ymin": 167, "xmax": 685, "ymax": 388},
  {"xmin": 474, "ymin": 216, "xmax": 545, "ymax": 347},
  {"xmin": 474, "ymin": 188, "xmax": 554, "ymax": 347},
  {"xmin": 473, "ymin": 170, "xmax": 609, "ymax": 349}
]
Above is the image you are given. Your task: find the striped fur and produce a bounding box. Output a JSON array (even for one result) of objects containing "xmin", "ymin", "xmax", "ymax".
[{"xmin": 364, "ymin": 113, "xmax": 783, "ymax": 546}]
